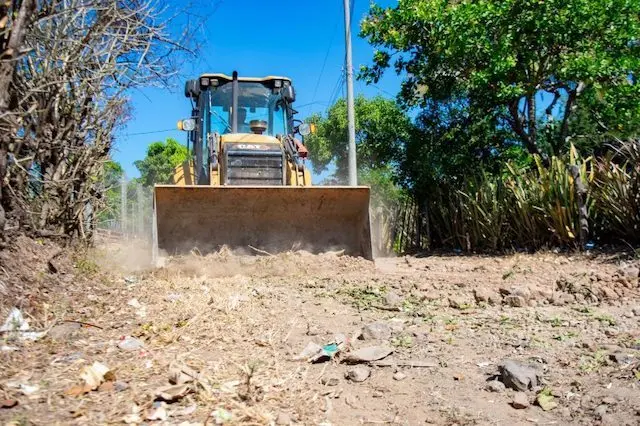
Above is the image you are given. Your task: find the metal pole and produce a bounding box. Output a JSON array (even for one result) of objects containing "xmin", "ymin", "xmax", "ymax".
[
  {"xmin": 137, "ymin": 184, "xmax": 143, "ymax": 237},
  {"xmin": 343, "ymin": 0, "xmax": 357, "ymax": 186},
  {"xmin": 120, "ymin": 176, "xmax": 127, "ymax": 235}
]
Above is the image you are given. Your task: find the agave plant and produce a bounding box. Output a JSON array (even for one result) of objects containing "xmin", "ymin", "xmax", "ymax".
[{"xmin": 592, "ymin": 140, "xmax": 640, "ymax": 242}]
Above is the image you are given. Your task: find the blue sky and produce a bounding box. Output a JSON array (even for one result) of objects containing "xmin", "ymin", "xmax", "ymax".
[{"xmin": 113, "ymin": 0, "xmax": 400, "ymax": 180}]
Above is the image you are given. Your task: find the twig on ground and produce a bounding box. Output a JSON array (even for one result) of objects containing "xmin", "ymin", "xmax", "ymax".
[
  {"xmin": 371, "ymin": 360, "xmax": 438, "ymax": 368},
  {"xmin": 248, "ymin": 245, "xmax": 275, "ymax": 257},
  {"xmin": 62, "ymin": 319, "xmax": 104, "ymax": 330}
]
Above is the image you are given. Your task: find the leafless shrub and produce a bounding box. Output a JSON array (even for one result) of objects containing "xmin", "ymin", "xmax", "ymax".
[{"xmin": 0, "ymin": 0, "xmax": 208, "ymax": 240}]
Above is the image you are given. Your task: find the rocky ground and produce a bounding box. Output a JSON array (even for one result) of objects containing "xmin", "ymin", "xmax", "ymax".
[{"xmin": 1, "ymin": 238, "xmax": 640, "ymax": 425}]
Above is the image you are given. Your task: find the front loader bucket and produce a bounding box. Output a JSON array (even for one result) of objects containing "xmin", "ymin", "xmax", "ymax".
[{"xmin": 152, "ymin": 185, "xmax": 372, "ymax": 261}]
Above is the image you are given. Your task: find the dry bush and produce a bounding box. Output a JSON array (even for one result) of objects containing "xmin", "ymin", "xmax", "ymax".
[{"xmin": 0, "ymin": 0, "xmax": 207, "ymax": 241}]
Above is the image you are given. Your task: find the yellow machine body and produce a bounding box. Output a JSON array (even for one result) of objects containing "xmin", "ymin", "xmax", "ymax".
[{"xmin": 152, "ymin": 73, "xmax": 372, "ymax": 261}]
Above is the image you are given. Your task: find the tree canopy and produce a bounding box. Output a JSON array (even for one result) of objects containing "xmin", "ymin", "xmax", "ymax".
[
  {"xmin": 360, "ymin": 0, "xmax": 640, "ymax": 157},
  {"xmin": 134, "ymin": 138, "xmax": 188, "ymax": 186},
  {"xmin": 304, "ymin": 95, "xmax": 412, "ymax": 181}
]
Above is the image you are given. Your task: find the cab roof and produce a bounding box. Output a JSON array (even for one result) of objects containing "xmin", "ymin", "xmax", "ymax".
[{"xmin": 199, "ymin": 73, "xmax": 292, "ymax": 83}]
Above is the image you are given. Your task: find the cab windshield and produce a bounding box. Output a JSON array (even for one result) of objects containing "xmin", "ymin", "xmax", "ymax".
[{"xmin": 205, "ymin": 81, "xmax": 288, "ymax": 136}]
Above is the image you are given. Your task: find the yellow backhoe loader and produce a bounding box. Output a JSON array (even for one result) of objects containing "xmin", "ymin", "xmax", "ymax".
[{"xmin": 152, "ymin": 72, "xmax": 372, "ymax": 262}]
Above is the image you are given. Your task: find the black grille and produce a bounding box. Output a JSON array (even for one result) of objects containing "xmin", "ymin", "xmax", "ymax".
[{"xmin": 225, "ymin": 150, "xmax": 283, "ymax": 185}]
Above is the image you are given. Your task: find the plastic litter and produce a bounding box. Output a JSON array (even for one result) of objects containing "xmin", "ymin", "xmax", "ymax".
[{"xmin": 0, "ymin": 308, "xmax": 45, "ymax": 341}]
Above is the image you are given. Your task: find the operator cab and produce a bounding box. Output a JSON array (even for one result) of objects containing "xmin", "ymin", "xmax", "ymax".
[
  {"xmin": 179, "ymin": 72, "xmax": 311, "ymax": 186},
  {"xmin": 183, "ymin": 73, "xmax": 296, "ymax": 137}
]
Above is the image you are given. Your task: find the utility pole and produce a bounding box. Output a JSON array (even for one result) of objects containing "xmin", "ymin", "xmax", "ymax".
[{"xmin": 343, "ymin": 0, "xmax": 357, "ymax": 186}]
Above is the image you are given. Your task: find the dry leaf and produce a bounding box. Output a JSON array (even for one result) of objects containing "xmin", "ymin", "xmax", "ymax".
[
  {"xmin": 80, "ymin": 361, "xmax": 111, "ymax": 390},
  {"xmin": 98, "ymin": 381, "xmax": 115, "ymax": 392},
  {"xmin": 65, "ymin": 384, "xmax": 92, "ymax": 397},
  {"xmin": 156, "ymin": 384, "xmax": 192, "ymax": 402}
]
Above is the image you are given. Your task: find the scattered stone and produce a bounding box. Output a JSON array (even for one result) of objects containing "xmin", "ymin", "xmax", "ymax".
[
  {"xmin": 551, "ymin": 293, "xmax": 575, "ymax": 306},
  {"xmin": 118, "ymin": 336, "xmax": 144, "ymax": 351},
  {"xmin": 384, "ymin": 290, "xmax": 402, "ymax": 307},
  {"xmin": 343, "ymin": 346, "xmax": 393, "ymax": 364},
  {"xmin": 594, "ymin": 404, "xmax": 608, "ymax": 419},
  {"xmin": 114, "ymin": 381, "xmax": 129, "ymax": 392},
  {"xmin": 361, "ymin": 322, "xmax": 392, "ymax": 340},
  {"xmin": 632, "ymin": 307, "xmax": 640, "ymax": 317},
  {"xmin": 618, "ymin": 265, "xmax": 639, "ymax": 280},
  {"xmin": 602, "ymin": 397, "xmax": 617, "ymax": 405},
  {"xmin": 295, "ymin": 341, "xmax": 324, "ymax": 362},
  {"xmin": 275, "ymin": 412, "xmax": 292, "ymax": 425},
  {"xmin": 155, "ymin": 384, "xmax": 192, "ymax": 402},
  {"xmin": 486, "ymin": 380, "xmax": 506, "ymax": 393},
  {"xmin": 345, "ymin": 366, "xmax": 371, "ymax": 383},
  {"xmin": 512, "ymin": 392, "xmax": 530, "ymax": 409},
  {"xmin": 510, "ymin": 286, "xmax": 531, "ymax": 301},
  {"xmin": 609, "ymin": 352, "xmax": 634, "ymax": 365},
  {"xmin": 48, "ymin": 259, "xmax": 60, "ymax": 274},
  {"xmin": 499, "ymin": 360, "xmax": 538, "ymax": 391},
  {"xmin": 321, "ymin": 377, "xmax": 340, "ymax": 387},
  {"xmin": 448, "ymin": 297, "xmax": 473, "ymax": 309},
  {"xmin": 393, "ymin": 372, "xmax": 407, "ymax": 381},
  {"xmin": 473, "ymin": 288, "xmax": 501, "ymax": 305},
  {"xmin": 505, "ymin": 295, "xmax": 527, "ymax": 308},
  {"xmin": 48, "ymin": 322, "xmax": 81, "ymax": 341}
]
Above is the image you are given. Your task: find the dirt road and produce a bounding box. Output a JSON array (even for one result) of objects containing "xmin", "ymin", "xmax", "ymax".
[{"xmin": 1, "ymin": 240, "xmax": 640, "ymax": 425}]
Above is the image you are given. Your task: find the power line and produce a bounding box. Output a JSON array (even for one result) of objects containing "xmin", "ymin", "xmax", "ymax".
[
  {"xmin": 311, "ymin": 22, "xmax": 339, "ymax": 110},
  {"xmin": 328, "ymin": 69, "xmax": 345, "ymax": 108},
  {"xmin": 120, "ymin": 128, "xmax": 177, "ymax": 137}
]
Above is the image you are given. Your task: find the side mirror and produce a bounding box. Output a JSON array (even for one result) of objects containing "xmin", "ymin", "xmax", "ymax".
[
  {"xmin": 298, "ymin": 123, "xmax": 316, "ymax": 136},
  {"xmin": 283, "ymin": 85, "xmax": 296, "ymax": 103},
  {"xmin": 177, "ymin": 118, "xmax": 196, "ymax": 131},
  {"xmin": 184, "ymin": 80, "xmax": 200, "ymax": 98}
]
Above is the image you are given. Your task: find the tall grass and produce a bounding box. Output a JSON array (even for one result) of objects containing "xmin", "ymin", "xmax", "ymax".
[{"xmin": 411, "ymin": 141, "xmax": 640, "ymax": 252}]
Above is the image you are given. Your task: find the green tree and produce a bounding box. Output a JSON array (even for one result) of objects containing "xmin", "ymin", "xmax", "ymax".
[
  {"xmin": 96, "ymin": 160, "xmax": 124, "ymax": 224},
  {"xmin": 304, "ymin": 95, "xmax": 412, "ymax": 181},
  {"xmin": 134, "ymin": 138, "xmax": 188, "ymax": 186},
  {"xmin": 360, "ymin": 0, "xmax": 640, "ymax": 157}
]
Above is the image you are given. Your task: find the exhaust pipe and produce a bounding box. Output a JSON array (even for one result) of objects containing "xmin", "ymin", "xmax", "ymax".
[{"xmin": 231, "ymin": 71, "xmax": 239, "ymax": 133}]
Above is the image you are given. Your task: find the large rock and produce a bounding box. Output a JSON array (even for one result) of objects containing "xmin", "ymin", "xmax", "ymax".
[
  {"xmin": 360, "ymin": 322, "xmax": 392, "ymax": 341},
  {"xmin": 499, "ymin": 360, "xmax": 538, "ymax": 391},
  {"xmin": 345, "ymin": 366, "xmax": 371, "ymax": 383}
]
